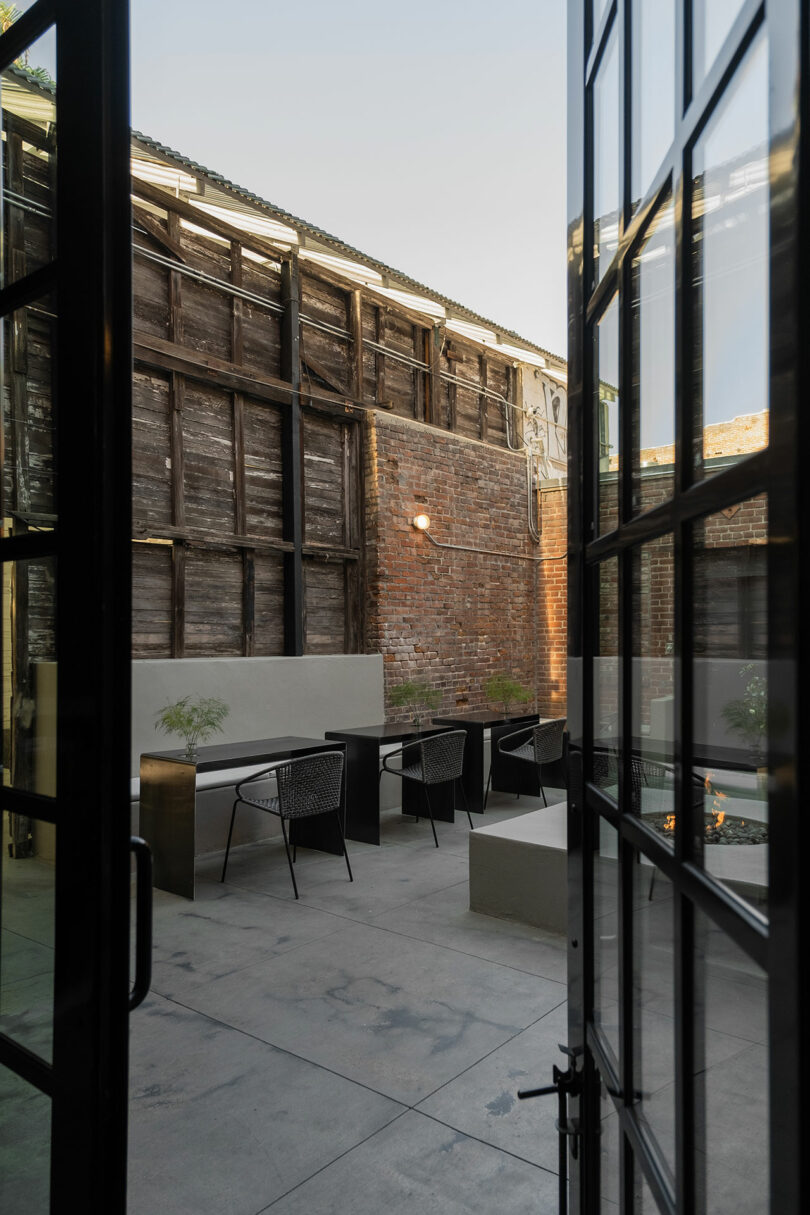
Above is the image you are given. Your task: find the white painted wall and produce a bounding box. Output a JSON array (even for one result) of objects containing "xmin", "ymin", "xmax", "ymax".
[{"xmin": 131, "ymin": 655, "xmax": 384, "ymax": 855}]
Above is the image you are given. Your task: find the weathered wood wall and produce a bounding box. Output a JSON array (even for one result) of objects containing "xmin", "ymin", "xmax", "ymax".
[{"xmin": 130, "ymin": 169, "xmax": 524, "ymax": 660}]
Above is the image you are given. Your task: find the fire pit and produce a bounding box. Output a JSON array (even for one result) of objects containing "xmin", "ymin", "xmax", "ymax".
[{"xmin": 649, "ymin": 811, "xmax": 768, "ymax": 845}]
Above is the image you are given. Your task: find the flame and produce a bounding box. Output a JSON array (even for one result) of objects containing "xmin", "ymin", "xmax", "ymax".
[
  {"xmin": 664, "ymin": 814, "xmax": 676, "ymax": 832},
  {"xmin": 704, "ymin": 772, "xmax": 712, "ymax": 790},
  {"xmin": 715, "ymin": 811, "xmax": 726, "ymax": 826}
]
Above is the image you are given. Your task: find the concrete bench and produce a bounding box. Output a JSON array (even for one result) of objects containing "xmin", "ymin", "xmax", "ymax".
[{"xmin": 469, "ymin": 803, "xmax": 568, "ymax": 934}]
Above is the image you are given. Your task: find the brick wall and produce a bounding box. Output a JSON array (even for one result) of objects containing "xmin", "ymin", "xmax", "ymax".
[{"xmin": 364, "ymin": 411, "xmax": 568, "ymax": 721}]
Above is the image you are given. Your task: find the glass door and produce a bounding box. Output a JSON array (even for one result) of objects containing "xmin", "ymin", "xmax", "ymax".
[
  {"xmin": 566, "ymin": 0, "xmax": 807, "ymax": 1212},
  {"xmin": 0, "ymin": 1, "xmax": 133, "ymax": 1210}
]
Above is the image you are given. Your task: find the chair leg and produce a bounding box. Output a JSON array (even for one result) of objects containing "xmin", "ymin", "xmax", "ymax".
[
  {"xmin": 538, "ymin": 777, "xmax": 548, "ymax": 808},
  {"xmin": 220, "ymin": 799, "xmax": 239, "ymax": 882},
  {"xmin": 423, "ymin": 785, "xmax": 439, "ymax": 848},
  {"xmin": 483, "ymin": 763, "xmax": 492, "ymax": 810},
  {"xmin": 333, "ymin": 810, "xmax": 354, "ymax": 884},
  {"xmin": 279, "ymin": 817, "xmax": 300, "ymax": 899},
  {"xmin": 458, "ymin": 779, "xmax": 473, "ymax": 830}
]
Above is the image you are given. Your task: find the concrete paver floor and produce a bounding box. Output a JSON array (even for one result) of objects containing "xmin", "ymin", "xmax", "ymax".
[{"xmin": 128, "ymin": 790, "xmax": 569, "ymax": 1215}]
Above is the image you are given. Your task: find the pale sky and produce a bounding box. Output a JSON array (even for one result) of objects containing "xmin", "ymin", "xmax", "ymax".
[{"xmin": 127, "ymin": 0, "xmax": 569, "ymax": 358}]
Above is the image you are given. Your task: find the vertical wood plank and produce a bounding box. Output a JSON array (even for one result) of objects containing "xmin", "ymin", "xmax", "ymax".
[
  {"xmin": 412, "ymin": 324, "xmax": 425, "ymax": 420},
  {"xmin": 350, "ymin": 289, "xmax": 364, "ymax": 402},
  {"xmin": 243, "ymin": 548, "xmax": 255, "ymax": 656},
  {"xmin": 375, "ymin": 307, "xmax": 386, "ymax": 405},
  {"xmin": 281, "ymin": 252, "xmax": 304, "ymax": 654},
  {"xmin": 479, "ymin": 354, "xmax": 489, "ymax": 443},
  {"xmin": 171, "ymin": 543, "xmax": 186, "ymax": 658},
  {"xmin": 428, "ymin": 323, "xmax": 443, "ymax": 426}
]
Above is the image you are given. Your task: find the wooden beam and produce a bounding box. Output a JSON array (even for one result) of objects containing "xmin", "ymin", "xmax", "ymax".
[
  {"xmin": 171, "ymin": 543, "xmax": 186, "ymax": 659},
  {"xmin": 302, "ymin": 353, "xmax": 349, "ymax": 396},
  {"xmin": 412, "ymin": 325, "xmax": 425, "ymax": 421},
  {"xmin": 132, "ymin": 521, "xmax": 296, "ymax": 554},
  {"xmin": 133, "ymin": 331, "xmax": 293, "ymax": 406},
  {"xmin": 479, "ymin": 354, "xmax": 488, "ymax": 443},
  {"xmin": 428, "ymin": 323, "xmax": 443, "ymax": 426},
  {"xmin": 243, "ymin": 549, "xmax": 255, "ymax": 657},
  {"xmin": 133, "ymin": 204, "xmax": 187, "ymax": 263},
  {"xmin": 131, "ymin": 177, "xmax": 289, "ymax": 265},
  {"xmin": 350, "ymin": 289, "xmax": 365, "ymax": 403},
  {"xmin": 281, "ymin": 252, "xmax": 305, "ymax": 655},
  {"xmin": 170, "ymin": 374, "xmax": 186, "ymax": 529},
  {"xmin": 375, "ymin": 307, "xmax": 386, "ymax": 406}
]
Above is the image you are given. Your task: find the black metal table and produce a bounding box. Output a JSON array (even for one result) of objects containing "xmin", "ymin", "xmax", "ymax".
[
  {"xmin": 432, "ymin": 711, "xmax": 539, "ymax": 812},
  {"xmin": 139, "ymin": 736, "xmax": 346, "ymax": 899},
  {"xmin": 323, "ymin": 723, "xmax": 453, "ymax": 845}
]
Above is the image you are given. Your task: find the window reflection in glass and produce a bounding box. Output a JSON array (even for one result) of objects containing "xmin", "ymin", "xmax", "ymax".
[
  {"xmin": 631, "ymin": 0, "xmax": 675, "ymax": 206},
  {"xmin": 0, "ymin": 1066, "xmax": 51, "ymax": 1213},
  {"xmin": 594, "ymin": 817, "xmax": 620, "ymax": 1061},
  {"xmin": 1, "ymin": 301, "xmax": 57, "ymax": 525},
  {"xmin": 596, "ymin": 296, "xmax": 620, "ymax": 535},
  {"xmin": 593, "ymin": 30, "xmax": 620, "ymax": 283},
  {"xmin": 692, "ymin": 33, "xmax": 768, "ymax": 478},
  {"xmin": 0, "ymin": 812, "xmax": 56, "ymax": 1063},
  {"xmin": 599, "ymin": 1070, "xmax": 621, "ymax": 1211},
  {"xmin": 632, "ymin": 201, "xmax": 675, "ymax": 514},
  {"xmin": 0, "ymin": 28, "xmax": 57, "ymax": 290},
  {"xmin": 594, "ymin": 557, "xmax": 619, "ymax": 798},
  {"xmin": 1, "ymin": 558, "xmax": 57, "ymax": 793},
  {"xmin": 632, "ymin": 536, "xmax": 674, "ymax": 834},
  {"xmin": 693, "ymin": 498, "xmax": 767, "ymax": 916},
  {"xmin": 633, "ymin": 862, "xmax": 675, "ymax": 1181},
  {"xmin": 693, "ymin": 0, "xmax": 747, "ymax": 87},
  {"xmin": 694, "ymin": 908, "xmax": 768, "ymax": 1215}
]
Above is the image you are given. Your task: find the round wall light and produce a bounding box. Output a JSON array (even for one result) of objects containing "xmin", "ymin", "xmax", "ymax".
[{"xmin": 412, "ymin": 514, "xmax": 431, "ymax": 531}]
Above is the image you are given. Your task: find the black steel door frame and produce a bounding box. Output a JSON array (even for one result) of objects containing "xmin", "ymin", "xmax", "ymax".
[
  {"xmin": 566, "ymin": 0, "xmax": 810, "ymax": 1212},
  {"xmin": 0, "ymin": 1, "xmax": 133, "ymax": 1208}
]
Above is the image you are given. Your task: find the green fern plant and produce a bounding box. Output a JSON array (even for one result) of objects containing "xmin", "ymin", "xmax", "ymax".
[
  {"xmin": 484, "ymin": 673, "xmax": 532, "ymax": 716},
  {"xmin": 389, "ymin": 680, "xmax": 441, "ymax": 728},
  {"xmin": 155, "ymin": 695, "xmax": 229, "ymax": 757}
]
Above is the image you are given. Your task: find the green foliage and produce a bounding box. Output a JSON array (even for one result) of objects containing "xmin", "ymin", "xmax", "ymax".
[
  {"xmin": 484, "ymin": 673, "xmax": 532, "ymax": 714},
  {"xmin": 721, "ymin": 664, "xmax": 767, "ymax": 756},
  {"xmin": 155, "ymin": 696, "xmax": 229, "ymax": 752},
  {"xmin": 1, "ymin": 5, "xmax": 56, "ymax": 88},
  {"xmin": 389, "ymin": 680, "xmax": 441, "ymax": 724}
]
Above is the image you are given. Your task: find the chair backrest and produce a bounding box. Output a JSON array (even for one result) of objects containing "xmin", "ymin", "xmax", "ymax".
[
  {"xmin": 531, "ymin": 718, "xmax": 566, "ymax": 765},
  {"xmin": 276, "ymin": 751, "xmax": 344, "ymax": 819},
  {"xmin": 630, "ymin": 754, "xmax": 668, "ymax": 814},
  {"xmin": 417, "ymin": 730, "xmax": 466, "ymax": 785}
]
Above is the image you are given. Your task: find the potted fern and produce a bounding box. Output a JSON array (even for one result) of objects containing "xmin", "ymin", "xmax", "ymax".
[
  {"xmin": 155, "ymin": 695, "xmax": 229, "ymax": 760},
  {"xmin": 721, "ymin": 664, "xmax": 767, "ymax": 799},
  {"xmin": 389, "ymin": 680, "xmax": 441, "ymax": 729}
]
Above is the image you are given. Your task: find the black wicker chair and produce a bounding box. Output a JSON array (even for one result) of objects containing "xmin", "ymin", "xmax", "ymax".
[
  {"xmin": 483, "ymin": 717, "xmax": 566, "ymax": 809},
  {"xmin": 380, "ymin": 729, "xmax": 472, "ymax": 847},
  {"xmin": 220, "ymin": 751, "xmax": 352, "ymax": 899}
]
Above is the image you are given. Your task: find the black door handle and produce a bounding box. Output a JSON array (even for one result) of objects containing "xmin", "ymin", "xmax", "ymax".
[{"xmin": 129, "ymin": 836, "xmax": 153, "ymax": 1011}]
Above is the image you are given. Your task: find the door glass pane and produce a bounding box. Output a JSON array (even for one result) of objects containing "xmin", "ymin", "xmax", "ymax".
[
  {"xmin": 693, "ymin": 499, "xmax": 767, "ymax": 915},
  {"xmin": 694, "ymin": 907, "xmax": 768, "ymax": 1215},
  {"xmin": 599, "ymin": 1071, "xmax": 621, "ymax": 1211},
  {"xmin": 0, "ymin": 27, "xmax": 57, "ymax": 288},
  {"xmin": 593, "ymin": 29, "xmax": 620, "ymax": 284},
  {"xmin": 693, "ymin": 0, "xmax": 747, "ymax": 87},
  {"xmin": 1, "ymin": 557, "xmax": 57, "ymax": 795},
  {"xmin": 631, "ymin": 0, "xmax": 675, "ymax": 205},
  {"xmin": 596, "ymin": 297, "xmax": 620, "ymax": 535},
  {"xmin": 632, "ymin": 536, "xmax": 674, "ymax": 835},
  {"xmin": 633, "ymin": 861, "xmax": 675, "ymax": 1181},
  {"xmin": 0, "ymin": 812, "xmax": 55, "ymax": 1061},
  {"xmin": 692, "ymin": 33, "xmax": 768, "ymax": 480},
  {"xmin": 633, "ymin": 1159, "xmax": 663, "ymax": 1214},
  {"xmin": 594, "ymin": 817, "xmax": 620, "ymax": 1060},
  {"xmin": 594, "ymin": 556, "xmax": 619, "ymax": 794},
  {"xmin": 632, "ymin": 200, "xmax": 675, "ymax": 514},
  {"xmin": 593, "ymin": 0, "xmax": 610, "ymax": 37},
  {"xmin": 0, "ymin": 1065, "xmax": 50, "ymax": 1213},
  {"xmin": 2, "ymin": 300, "xmax": 57, "ymax": 524}
]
